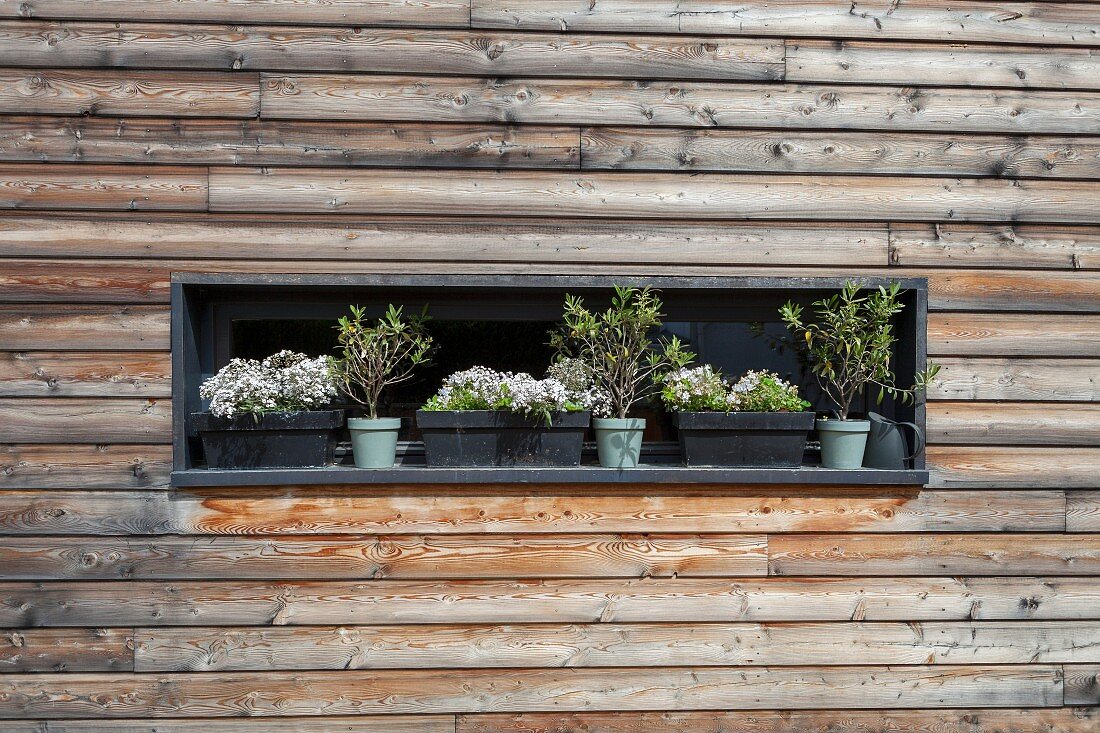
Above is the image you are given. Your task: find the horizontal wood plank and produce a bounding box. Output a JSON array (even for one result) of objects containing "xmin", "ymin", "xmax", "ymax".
[
  {"xmin": 0, "ymin": 214, "xmax": 887, "ymax": 266},
  {"xmin": 1067, "ymin": 491, "xmax": 1100, "ymax": 533},
  {"xmin": 0, "ymin": 666, "xmax": 1064, "ymax": 717},
  {"xmin": 582, "ymin": 128, "xmax": 1100, "ymax": 179},
  {"xmin": 929, "ymin": 358, "xmax": 1100, "ymax": 402},
  {"xmin": 1, "ymin": 0, "xmax": 472, "ymax": 26},
  {"xmin": 0, "ymin": 22, "xmax": 784, "ymax": 81},
  {"xmin": 891, "ymin": 223, "xmax": 1100, "ymax": 270},
  {"xmin": 209, "ymin": 168, "xmax": 1100, "ymax": 223},
  {"xmin": 471, "ymin": 1, "xmax": 1100, "ymax": 47},
  {"xmin": 769, "ymin": 534, "xmax": 1100, "ymax": 576},
  {"xmin": 260, "ymin": 74, "xmax": 1100, "ymax": 135},
  {"xmin": 0, "ymin": 69, "xmax": 259, "ymax": 117},
  {"xmin": 0, "ymin": 305, "xmax": 169, "ymax": 351},
  {"xmin": 458, "ymin": 709, "xmax": 1100, "ymax": 733},
  {"xmin": 0, "ymin": 352, "xmax": 171, "ymax": 397},
  {"xmin": 0, "ymin": 534, "xmax": 768, "ymax": 580},
  {"xmin": 0, "ymin": 398, "xmax": 171, "ymax": 443},
  {"xmin": 1064, "ymin": 664, "xmax": 1100, "ymax": 705},
  {"xmin": 0, "ymin": 444, "xmax": 172, "ymax": 490},
  {"xmin": 928, "ymin": 314, "xmax": 1100, "ymax": 357},
  {"xmin": 927, "ymin": 402, "xmax": 1100, "ymax": 446},
  {"xmin": 928, "ymin": 446, "xmax": 1100, "ymax": 489},
  {"xmin": 134, "ymin": 620, "xmax": 1100, "ymax": 671},
  {"xmin": 0, "ymin": 117, "xmax": 581, "ymax": 169},
  {"xmin": 787, "ymin": 41, "xmax": 1100, "ymax": 90},
  {"xmin": 6, "ymin": 576, "xmax": 1100, "ymax": 627},
  {"xmin": 45, "ymin": 718, "xmax": 454, "ymax": 733},
  {"xmin": 0, "ymin": 164, "xmax": 206, "ymax": 212},
  {"xmin": 0, "ymin": 628, "xmax": 132, "ymax": 673},
  {"xmin": 0, "ymin": 490, "xmax": 1066, "ymax": 536}
]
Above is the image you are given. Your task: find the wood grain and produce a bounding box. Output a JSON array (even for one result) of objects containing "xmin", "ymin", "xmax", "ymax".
[
  {"xmin": 928, "ymin": 447, "xmax": 1100, "ymax": 489},
  {"xmin": 458, "ymin": 709, "xmax": 1100, "ymax": 733},
  {"xmin": 134, "ymin": 621, "xmax": 1100, "ymax": 672},
  {"xmin": 45, "ymin": 718, "xmax": 454, "ymax": 733},
  {"xmin": 7, "ymin": 577, "xmax": 1100, "ymax": 627},
  {"xmin": 0, "ymin": 305, "xmax": 169, "ymax": 351},
  {"xmin": 0, "ymin": 69, "xmax": 259, "ymax": 117},
  {"xmin": 582, "ymin": 127, "xmax": 1100, "ymax": 179},
  {"xmin": 471, "ymin": 1, "xmax": 1100, "ymax": 47},
  {"xmin": 0, "ymin": 164, "xmax": 206, "ymax": 212},
  {"xmin": 0, "ymin": 0, "xmax": 472, "ymax": 26},
  {"xmin": 891, "ymin": 223, "xmax": 1100, "ymax": 270},
  {"xmin": 0, "ymin": 666, "xmax": 1064, "ymax": 717},
  {"xmin": 769, "ymin": 534, "xmax": 1100, "ymax": 576},
  {"xmin": 209, "ymin": 167, "xmax": 1100, "ymax": 223},
  {"xmin": 929, "ymin": 358, "xmax": 1100, "ymax": 402},
  {"xmin": 1066, "ymin": 491, "xmax": 1100, "ymax": 533},
  {"xmin": 1064, "ymin": 665, "xmax": 1100, "ymax": 705},
  {"xmin": 0, "ymin": 117, "xmax": 581, "ymax": 169},
  {"xmin": 0, "ymin": 490, "xmax": 1066, "ymax": 535},
  {"xmin": 260, "ymin": 74, "xmax": 1100, "ymax": 135},
  {"xmin": 0, "ymin": 22, "xmax": 784, "ymax": 80},
  {"xmin": 0, "ymin": 534, "xmax": 768, "ymax": 580},
  {"xmin": 928, "ymin": 314, "xmax": 1100, "ymax": 357},
  {"xmin": 0, "ymin": 214, "xmax": 888, "ymax": 266},
  {"xmin": 0, "ymin": 352, "xmax": 171, "ymax": 397},
  {"xmin": 0, "ymin": 628, "xmax": 132, "ymax": 673},
  {"xmin": 786, "ymin": 41, "xmax": 1100, "ymax": 90},
  {"xmin": 0, "ymin": 398, "xmax": 171, "ymax": 443},
  {"xmin": 927, "ymin": 402, "xmax": 1100, "ymax": 446},
  {"xmin": 0, "ymin": 444, "xmax": 172, "ymax": 490}
]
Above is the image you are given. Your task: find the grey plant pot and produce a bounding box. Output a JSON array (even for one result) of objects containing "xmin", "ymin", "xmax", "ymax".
[
  {"xmin": 416, "ymin": 410, "xmax": 590, "ymax": 467},
  {"xmin": 192, "ymin": 410, "xmax": 344, "ymax": 469},
  {"xmin": 592, "ymin": 417, "xmax": 646, "ymax": 469},
  {"xmin": 348, "ymin": 417, "xmax": 402, "ymax": 469},
  {"xmin": 816, "ymin": 418, "xmax": 871, "ymax": 469},
  {"xmin": 673, "ymin": 411, "xmax": 815, "ymax": 467}
]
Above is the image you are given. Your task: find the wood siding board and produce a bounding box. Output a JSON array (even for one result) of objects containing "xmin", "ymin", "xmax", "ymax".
[
  {"xmin": 43, "ymin": 718, "xmax": 455, "ymax": 733},
  {"xmin": 0, "ymin": 352, "xmax": 171, "ymax": 397},
  {"xmin": 0, "ymin": 164, "xmax": 207, "ymax": 212},
  {"xmin": 0, "ymin": 69, "xmax": 259, "ymax": 118},
  {"xmin": 890, "ymin": 224, "xmax": 1100, "ymax": 270},
  {"xmin": 926, "ymin": 402, "xmax": 1100, "ymax": 446},
  {"xmin": 0, "ymin": 22, "xmax": 785, "ymax": 81},
  {"xmin": 133, "ymin": 621, "xmax": 1100, "ymax": 671},
  {"xmin": 928, "ymin": 447, "xmax": 1100, "ymax": 489},
  {"xmin": 1064, "ymin": 664, "xmax": 1100, "ymax": 705},
  {"xmin": 0, "ymin": 1, "xmax": 473, "ymax": 27},
  {"xmin": 929, "ymin": 358, "xmax": 1100, "ymax": 402},
  {"xmin": 470, "ymin": 1, "xmax": 1100, "ymax": 47},
  {"xmin": 7, "ymin": 577, "xmax": 1100, "ymax": 627},
  {"xmin": 928, "ymin": 314, "xmax": 1100, "ymax": 357},
  {"xmin": 0, "ymin": 305, "xmax": 169, "ymax": 351},
  {"xmin": 768, "ymin": 534, "xmax": 1100, "ymax": 576},
  {"xmin": 0, "ymin": 534, "xmax": 769, "ymax": 580},
  {"xmin": 0, "ymin": 666, "xmax": 1065, "ymax": 718},
  {"xmin": 0, "ymin": 444, "xmax": 172, "ymax": 490},
  {"xmin": 260, "ymin": 74, "xmax": 1100, "ymax": 135},
  {"xmin": 0, "ymin": 490, "xmax": 1066, "ymax": 536},
  {"xmin": 0, "ymin": 398, "xmax": 171, "ymax": 444},
  {"xmin": 0, "ymin": 628, "xmax": 132, "ymax": 673},
  {"xmin": 581, "ymin": 128, "xmax": 1100, "ymax": 179},
  {"xmin": 0, "ymin": 215, "xmax": 889, "ymax": 266},
  {"xmin": 1066, "ymin": 491, "xmax": 1100, "ymax": 532}
]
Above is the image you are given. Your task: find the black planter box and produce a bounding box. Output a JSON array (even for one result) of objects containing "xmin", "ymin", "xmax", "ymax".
[
  {"xmin": 673, "ymin": 411, "xmax": 815, "ymax": 467},
  {"xmin": 416, "ymin": 410, "xmax": 590, "ymax": 467},
  {"xmin": 192, "ymin": 410, "xmax": 344, "ymax": 469}
]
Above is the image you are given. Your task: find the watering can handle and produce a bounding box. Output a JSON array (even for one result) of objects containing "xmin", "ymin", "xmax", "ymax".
[{"xmin": 898, "ymin": 421, "xmax": 926, "ymax": 461}]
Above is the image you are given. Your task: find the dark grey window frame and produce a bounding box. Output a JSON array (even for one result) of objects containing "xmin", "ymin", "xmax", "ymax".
[{"xmin": 171, "ymin": 273, "xmax": 929, "ymax": 487}]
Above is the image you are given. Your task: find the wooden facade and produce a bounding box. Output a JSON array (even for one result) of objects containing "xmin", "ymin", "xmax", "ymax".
[{"xmin": 0, "ymin": 0, "xmax": 1099, "ymax": 730}]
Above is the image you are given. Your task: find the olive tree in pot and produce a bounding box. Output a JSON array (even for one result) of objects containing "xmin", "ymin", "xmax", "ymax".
[
  {"xmin": 553, "ymin": 285, "xmax": 692, "ymax": 468},
  {"xmin": 780, "ymin": 281, "xmax": 939, "ymax": 469},
  {"xmin": 334, "ymin": 304, "xmax": 432, "ymax": 468}
]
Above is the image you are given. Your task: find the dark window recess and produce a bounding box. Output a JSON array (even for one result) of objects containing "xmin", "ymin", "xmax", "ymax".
[{"xmin": 173, "ymin": 274, "xmax": 929, "ymax": 486}]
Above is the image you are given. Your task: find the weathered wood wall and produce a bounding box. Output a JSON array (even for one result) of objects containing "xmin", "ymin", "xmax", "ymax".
[{"xmin": 1, "ymin": 0, "xmax": 1099, "ymax": 730}]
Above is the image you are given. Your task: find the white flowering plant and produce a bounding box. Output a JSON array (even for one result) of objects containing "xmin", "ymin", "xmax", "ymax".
[
  {"xmin": 199, "ymin": 350, "xmax": 338, "ymax": 419},
  {"xmin": 660, "ymin": 366, "xmax": 810, "ymax": 413},
  {"xmin": 422, "ymin": 362, "xmax": 604, "ymax": 425}
]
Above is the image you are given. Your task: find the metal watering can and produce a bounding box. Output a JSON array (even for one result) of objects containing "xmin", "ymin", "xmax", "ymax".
[{"xmin": 863, "ymin": 411, "xmax": 925, "ymax": 470}]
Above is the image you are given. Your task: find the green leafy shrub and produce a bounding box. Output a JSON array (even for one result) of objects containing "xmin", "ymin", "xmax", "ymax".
[{"xmin": 661, "ymin": 366, "xmax": 810, "ymax": 413}]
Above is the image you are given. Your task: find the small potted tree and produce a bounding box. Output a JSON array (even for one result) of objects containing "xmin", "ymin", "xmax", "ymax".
[
  {"xmin": 780, "ymin": 281, "xmax": 939, "ymax": 469},
  {"xmin": 553, "ymin": 285, "xmax": 692, "ymax": 468},
  {"xmin": 193, "ymin": 350, "xmax": 341, "ymax": 469},
  {"xmin": 416, "ymin": 361, "xmax": 599, "ymax": 467},
  {"xmin": 334, "ymin": 304, "xmax": 433, "ymax": 469},
  {"xmin": 661, "ymin": 366, "xmax": 813, "ymax": 467}
]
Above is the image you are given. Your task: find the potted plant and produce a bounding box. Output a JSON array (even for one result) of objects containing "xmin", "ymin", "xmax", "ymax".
[
  {"xmin": 193, "ymin": 350, "xmax": 342, "ymax": 469},
  {"xmin": 780, "ymin": 281, "xmax": 939, "ymax": 469},
  {"xmin": 334, "ymin": 304, "xmax": 433, "ymax": 468},
  {"xmin": 661, "ymin": 366, "xmax": 813, "ymax": 467},
  {"xmin": 416, "ymin": 362, "xmax": 599, "ymax": 467},
  {"xmin": 552, "ymin": 285, "xmax": 692, "ymax": 468}
]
